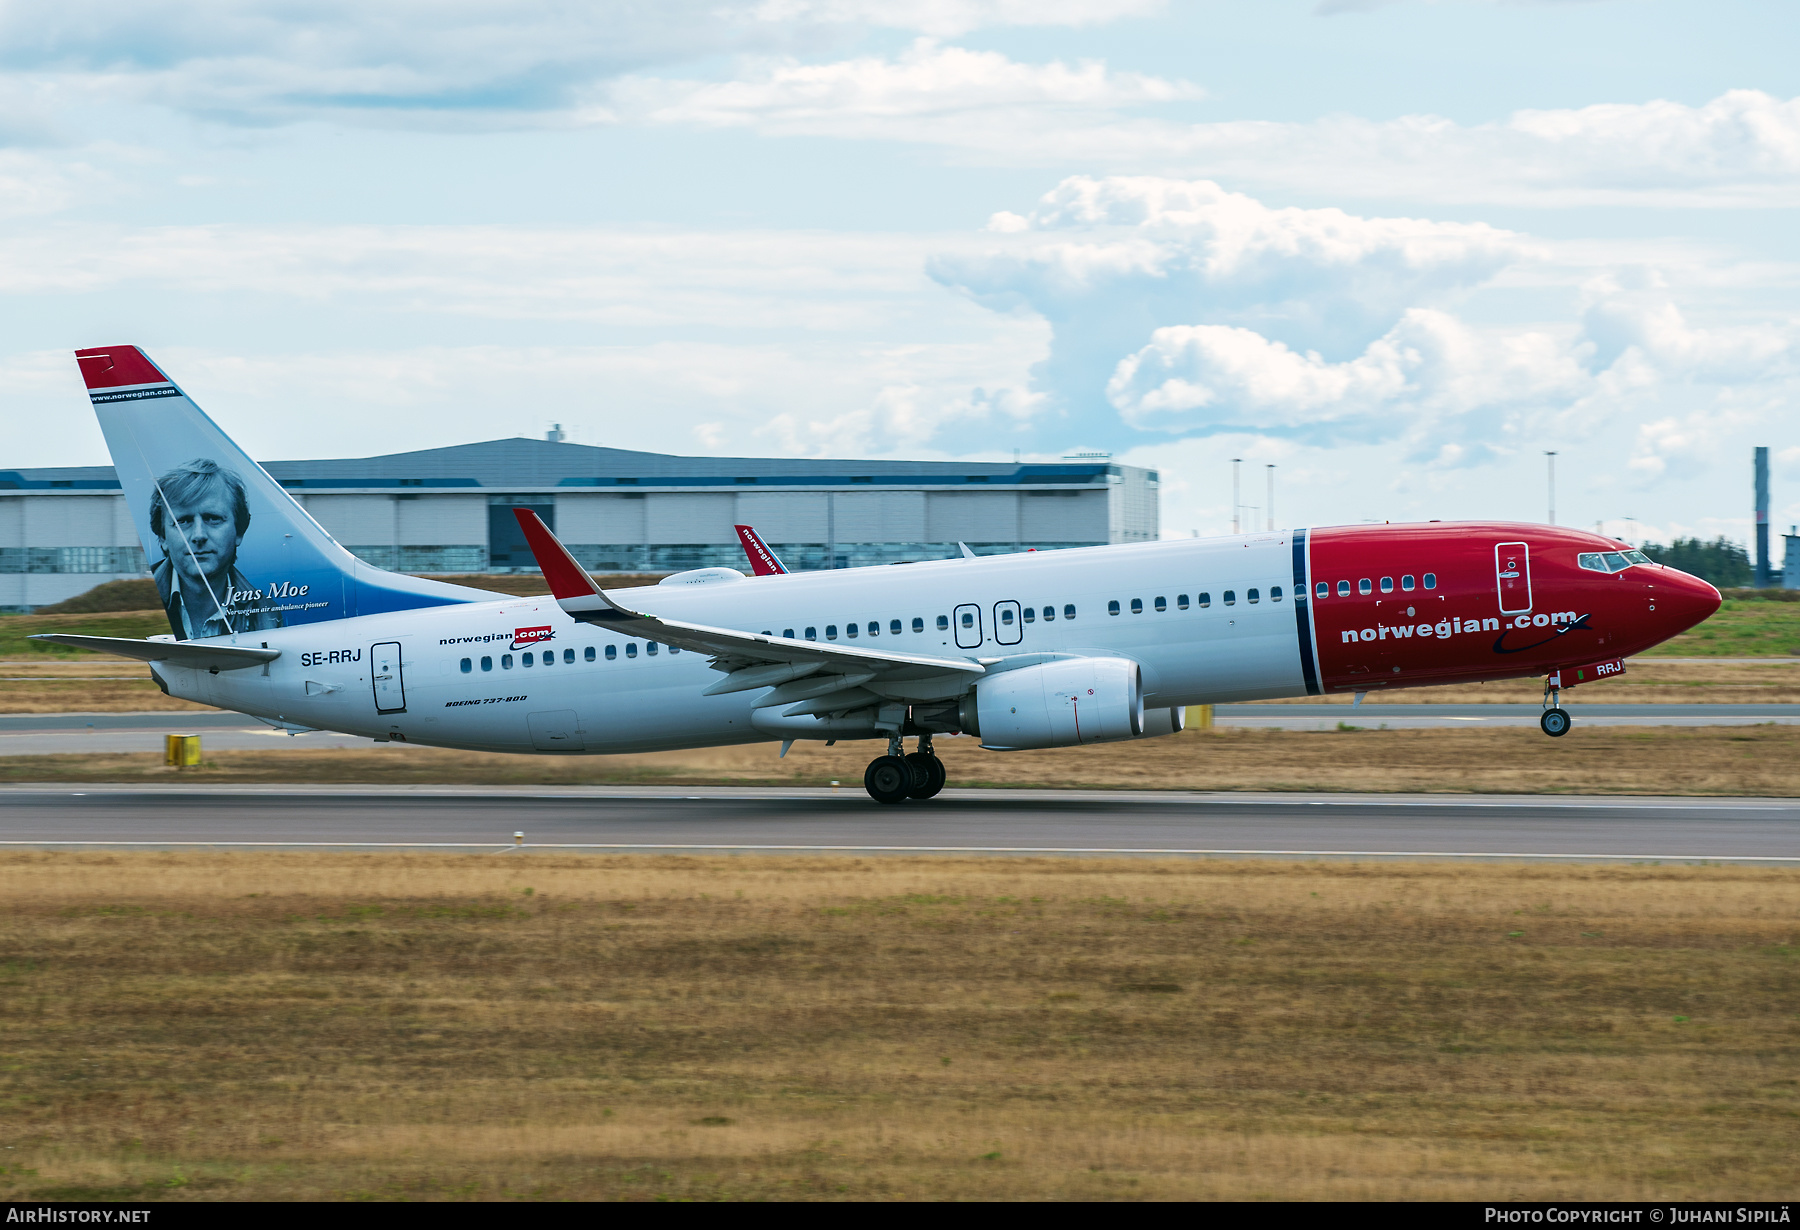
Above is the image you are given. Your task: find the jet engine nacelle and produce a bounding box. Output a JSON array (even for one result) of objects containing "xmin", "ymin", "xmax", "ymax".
[{"xmin": 967, "ymin": 657, "xmax": 1144, "ymax": 750}]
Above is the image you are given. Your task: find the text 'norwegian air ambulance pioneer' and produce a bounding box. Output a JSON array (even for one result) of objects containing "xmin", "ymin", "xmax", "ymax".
[{"xmin": 38, "ymin": 346, "xmax": 1722, "ymax": 802}]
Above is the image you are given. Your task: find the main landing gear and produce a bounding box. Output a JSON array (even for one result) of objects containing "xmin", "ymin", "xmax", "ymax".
[
  {"xmin": 864, "ymin": 733, "xmax": 947, "ymax": 804},
  {"xmin": 1540, "ymin": 675, "xmax": 1572, "ymax": 738}
]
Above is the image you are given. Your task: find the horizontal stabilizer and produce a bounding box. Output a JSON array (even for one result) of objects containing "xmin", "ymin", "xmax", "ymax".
[{"xmin": 29, "ymin": 634, "xmax": 279, "ymax": 672}]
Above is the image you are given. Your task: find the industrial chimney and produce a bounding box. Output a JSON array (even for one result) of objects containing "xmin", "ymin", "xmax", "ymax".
[{"xmin": 1755, "ymin": 446, "xmax": 1771, "ymax": 587}]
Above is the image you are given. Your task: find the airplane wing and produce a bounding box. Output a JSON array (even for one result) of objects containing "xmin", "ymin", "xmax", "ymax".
[
  {"xmin": 29, "ymin": 634, "xmax": 279, "ymax": 672},
  {"xmin": 734, "ymin": 524, "xmax": 788, "ymax": 575},
  {"xmin": 511, "ymin": 509, "xmax": 984, "ymax": 693}
]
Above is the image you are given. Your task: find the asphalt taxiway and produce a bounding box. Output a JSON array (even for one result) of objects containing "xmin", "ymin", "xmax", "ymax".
[{"xmin": 0, "ymin": 785, "xmax": 1794, "ymax": 862}]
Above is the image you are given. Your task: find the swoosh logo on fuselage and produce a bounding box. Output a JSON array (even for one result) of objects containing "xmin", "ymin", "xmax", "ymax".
[{"xmin": 1490, "ymin": 612, "xmax": 1592, "ymax": 655}]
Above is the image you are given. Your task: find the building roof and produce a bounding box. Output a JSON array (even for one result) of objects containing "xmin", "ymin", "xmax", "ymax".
[{"xmin": 0, "ymin": 437, "xmax": 1149, "ymax": 492}]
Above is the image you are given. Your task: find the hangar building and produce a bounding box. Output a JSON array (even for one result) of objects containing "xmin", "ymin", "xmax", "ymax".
[{"xmin": 0, "ymin": 437, "xmax": 1159, "ymax": 610}]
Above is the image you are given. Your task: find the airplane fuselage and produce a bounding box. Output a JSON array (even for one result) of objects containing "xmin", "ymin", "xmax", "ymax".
[{"xmin": 151, "ymin": 522, "xmax": 1720, "ymax": 756}]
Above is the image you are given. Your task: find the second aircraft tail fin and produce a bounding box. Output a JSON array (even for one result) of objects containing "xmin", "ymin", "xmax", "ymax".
[{"xmin": 734, "ymin": 524, "xmax": 789, "ymax": 575}]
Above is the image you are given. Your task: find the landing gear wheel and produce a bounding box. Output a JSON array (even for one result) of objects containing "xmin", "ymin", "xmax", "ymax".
[
  {"xmin": 904, "ymin": 752, "xmax": 946, "ymax": 800},
  {"xmin": 1540, "ymin": 708, "xmax": 1571, "ymax": 738},
  {"xmin": 864, "ymin": 755, "xmax": 913, "ymax": 804}
]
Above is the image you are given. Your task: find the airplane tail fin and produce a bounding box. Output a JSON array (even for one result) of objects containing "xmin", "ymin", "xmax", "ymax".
[
  {"xmin": 734, "ymin": 524, "xmax": 789, "ymax": 575},
  {"xmin": 77, "ymin": 345, "xmax": 495, "ymax": 640}
]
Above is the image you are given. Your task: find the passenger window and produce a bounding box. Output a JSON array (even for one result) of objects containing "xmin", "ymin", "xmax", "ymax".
[
  {"xmin": 890, "ymin": 619, "xmax": 902, "ymax": 634},
  {"xmin": 1108, "ymin": 600, "xmax": 1121, "ymax": 616},
  {"xmin": 869, "ymin": 621, "xmax": 880, "ymax": 636},
  {"xmin": 1043, "ymin": 606, "xmax": 1056, "ymax": 621},
  {"xmin": 1177, "ymin": 594, "xmax": 1189, "ymax": 610},
  {"xmin": 670, "ymin": 647, "xmax": 680, "ymax": 654},
  {"xmin": 585, "ymin": 646, "xmax": 596, "ymax": 662},
  {"xmin": 626, "ymin": 644, "xmax": 637, "ymax": 658},
  {"xmin": 522, "ymin": 652, "xmax": 533, "ymax": 667},
  {"xmin": 806, "ymin": 627, "xmax": 817, "ymax": 640},
  {"xmin": 481, "ymin": 655, "xmax": 492, "ymax": 671},
  {"xmin": 845, "ymin": 623, "xmax": 857, "ymax": 638},
  {"xmin": 1198, "ymin": 592, "xmax": 1211, "ymax": 608},
  {"xmin": 1380, "ymin": 577, "xmax": 1394, "ymax": 593},
  {"xmin": 605, "ymin": 645, "xmax": 616, "ymax": 660},
  {"xmin": 646, "ymin": 642, "xmax": 658, "ymax": 655},
  {"xmin": 784, "ymin": 628, "xmax": 795, "ymax": 638},
  {"xmin": 912, "ymin": 617, "xmax": 924, "ymax": 632},
  {"xmin": 1001, "ymin": 608, "xmax": 1015, "ymax": 625},
  {"xmin": 460, "ymin": 657, "xmax": 471, "ymax": 673},
  {"xmin": 1423, "ymin": 573, "xmax": 1437, "ymax": 589},
  {"xmin": 1130, "ymin": 598, "xmax": 1143, "ymax": 614},
  {"xmin": 1272, "ymin": 586, "xmax": 1283, "ymax": 601},
  {"xmin": 502, "ymin": 653, "xmax": 513, "ymax": 669},
  {"xmin": 826, "ymin": 625, "xmax": 838, "ymax": 640},
  {"xmin": 1402, "ymin": 575, "xmax": 1415, "ymax": 591},
  {"xmin": 1063, "ymin": 604, "xmax": 1077, "ymax": 620},
  {"xmin": 564, "ymin": 648, "xmax": 574, "ymax": 664},
  {"xmin": 1315, "ymin": 582, "xmax": 1327, "ymax": 599},
  {"xmin": 1337, "ymin": 581, "xmax": 1350, "ymax": 597},
  {"xmin": 936, "ymin": 615, "xmax": 949, "ymax": 631},
  {"xmin": 1247, "ymin": 588, "xmax": 1259, "ymax": 604},
  {"xmin": 541, "ymin": 651, "xmax": 553, "ymax": 667},
  {"xmin": 960, "ymin": 611, "xmax": 975, "ymax": 628},
  {"xmin": 1154, "ymin": 596, "xmax": 1167, "ymax": 612},
  {"xmin": 1358, "ymin": 579, "xmax": 1372, "ymax": 595},
  {"xmin": 1023, "ymin": 607, "xmax": 1035, "ymax": 623},
  {"xmin": 1223, "ymin": 590, "xmax": 1236, "ymax": 606}
]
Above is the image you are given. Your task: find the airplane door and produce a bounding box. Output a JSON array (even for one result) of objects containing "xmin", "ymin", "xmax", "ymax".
[
  {"xmin": 994, "ymin": 600, "xmax": 1022, "ymax": 646},
  {"xmin": 1495, "ymin": 542, "xmax": 1532, "ymax": 615},
  {"xmin": 372, "ymin": 641, "xmax": 406, "ymax": 714},
  {"xmin": 954, "ymin": 603, "xmax": 983, "ymax": 649}
]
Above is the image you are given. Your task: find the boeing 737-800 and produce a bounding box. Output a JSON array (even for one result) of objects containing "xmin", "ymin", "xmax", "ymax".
[{"xmin": 37, "ymin": 346, "xmax": 1723, "ymax": 803}]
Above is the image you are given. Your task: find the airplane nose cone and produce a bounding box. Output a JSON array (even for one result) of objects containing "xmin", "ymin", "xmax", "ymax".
[{"xmin": 1654, "ymin": 568, "xmax": 1721, "ymax": 637}]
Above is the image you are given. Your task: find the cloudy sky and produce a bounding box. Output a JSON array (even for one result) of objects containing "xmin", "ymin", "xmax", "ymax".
[{"xmin": 4, "ymin": 0, "xmax": 1799, "ymax": 546}]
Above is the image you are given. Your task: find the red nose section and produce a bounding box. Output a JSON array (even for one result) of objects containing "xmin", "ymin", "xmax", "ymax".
[{"xmin": 1653, "ymin": 568, "xmax": 1722, "ymax": 641}]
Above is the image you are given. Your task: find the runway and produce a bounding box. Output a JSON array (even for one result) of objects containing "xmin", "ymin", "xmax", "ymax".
[
  {"xmin": 2, "ymin": 701, "xmax": 1796, "ymax": 756},
  {"xmin": 1, "ymin": 785, "xmax": 1795, "ymax": 862}
]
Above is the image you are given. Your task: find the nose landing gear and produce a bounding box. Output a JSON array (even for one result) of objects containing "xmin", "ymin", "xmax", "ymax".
[
  {"xmin": 1540, "ymin": 674, "xmax": 1572, "ymax": 737},
  {"xmin": 864, "ymin": 733, "xmax": 946, "ymax": 803}
]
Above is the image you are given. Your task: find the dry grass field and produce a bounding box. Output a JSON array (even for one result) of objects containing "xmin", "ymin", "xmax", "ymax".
[
  {"xmin": 3, "ymin": 723, "xmax": 1800, "ymax": 795},
  {"xmin": 0, "ymin": 851, "xmax": 1792, "ymax": 1202}
]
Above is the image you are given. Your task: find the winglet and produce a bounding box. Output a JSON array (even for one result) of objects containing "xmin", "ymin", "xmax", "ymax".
[
  {"xmin": 512, "ymin": 507, "xmax": 638, "ymax": 623},
  {"xmin": 734, "ymin": 524, "xmax": 788, "ymax": 575}
]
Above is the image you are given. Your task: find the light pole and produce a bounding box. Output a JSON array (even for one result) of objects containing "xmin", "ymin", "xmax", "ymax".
[
  {"xmin": 1266, "ymin": 464, "xmax": 1275, "ymax": 531},
  {"xmin": 1546, "ymin": 451, "xmax": 1557, "ymax": 525},
  {"xmin": 1231, "ymin": 458, "xmax": 1242, "ymax": 535}
]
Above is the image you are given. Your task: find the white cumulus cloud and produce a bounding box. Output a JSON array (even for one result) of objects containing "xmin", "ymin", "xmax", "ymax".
[{"xmin": 609, "ymin": 39, "xmax": 1200, "ymax": 133}]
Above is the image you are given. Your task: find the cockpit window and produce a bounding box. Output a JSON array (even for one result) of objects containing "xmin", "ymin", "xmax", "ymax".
[{"xmin": 1579, "ymin": 550, "xmax": 1650, "ymax": 574}]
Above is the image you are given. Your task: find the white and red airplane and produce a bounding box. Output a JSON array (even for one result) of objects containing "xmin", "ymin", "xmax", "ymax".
[{"xmin": 39, "ymin": 345, "xmax": 1722, "ymax": 803}]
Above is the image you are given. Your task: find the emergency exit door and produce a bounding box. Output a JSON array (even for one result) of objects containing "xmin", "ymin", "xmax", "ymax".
[
  {"xmin": 953, "ymin": 603, "xmax": 983, "ymax": 649},
  {"xmin": 372, "ymin": 641, "xmax": 406, "ymax": 714},
  {"xmin": 1494, "ymin": 542, "xmax": 1532, "ymax": 615}
]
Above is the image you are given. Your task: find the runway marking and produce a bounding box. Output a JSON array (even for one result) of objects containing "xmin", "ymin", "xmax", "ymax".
[{"xmin": 0, "ymin": 839, "xmax": 1793, "ymax": 862}]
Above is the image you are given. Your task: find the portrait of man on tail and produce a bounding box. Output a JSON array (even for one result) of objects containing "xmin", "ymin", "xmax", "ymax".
[{"xmin": 149, "ymin": 457, "xmax": 284, "ymax": 640}]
